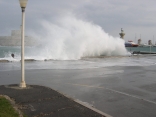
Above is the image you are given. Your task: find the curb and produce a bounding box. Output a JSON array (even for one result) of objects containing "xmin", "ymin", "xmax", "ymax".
[
  {"xmin": 53, "ymin": 89, "xmax": 113, "ymax": 117},
  {"xmin": 74, "ymin": 99, "xmax": 113, "ymax": 117},
  {"xmin": 0, "ymin": 95, "xmax": 24, "ymax": 117}
]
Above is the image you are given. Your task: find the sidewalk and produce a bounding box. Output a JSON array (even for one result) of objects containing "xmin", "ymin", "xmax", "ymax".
[{"xmin": 0, "ymin": 84, "xmax": 111, "ymax": 117}]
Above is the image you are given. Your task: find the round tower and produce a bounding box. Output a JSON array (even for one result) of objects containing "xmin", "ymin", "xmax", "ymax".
[
  {"xmin": 138, "ymin": 39, "xmax": 141, "ymax": 45},
  {"xmin": 119, "ymin": 28, "xmax": 125, "ymax": 39},
  {"xmin": 148, "ymin": 40, "xmax": 152, "ymax": 45}
]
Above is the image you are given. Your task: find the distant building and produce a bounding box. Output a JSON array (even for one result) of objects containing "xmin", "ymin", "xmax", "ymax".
[
  {"xmin": 138, "ymin": 39, "xmax": 141, "ymax": 45},
  {"xmin": 0, "ymin": 30, "xmax": 36, "ymax": 46},
  {"xmin": 148, "ymin": 40, "xmax": 152, "ymax": 45},
  {"xmin": 119, "ymin": 28, "xmax": 125, "ymax": 39}
]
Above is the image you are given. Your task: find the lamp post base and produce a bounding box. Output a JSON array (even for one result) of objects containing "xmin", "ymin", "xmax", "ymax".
[{"xmin": 19, "ymin": 81, "xmax": 26, "ymax": 88}]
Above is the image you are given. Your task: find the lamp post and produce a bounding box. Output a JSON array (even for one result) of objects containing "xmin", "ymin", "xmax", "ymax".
[{"xmin": 19, "ymin": 0, "xmax": 28, "ymax": 88}]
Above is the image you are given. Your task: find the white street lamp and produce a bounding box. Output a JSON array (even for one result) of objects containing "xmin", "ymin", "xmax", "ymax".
[{"xmin": 19, "ymin": 0, "xmax": 28, "ymax": 88}]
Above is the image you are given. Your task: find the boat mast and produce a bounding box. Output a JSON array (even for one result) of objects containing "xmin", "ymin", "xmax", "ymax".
[
  {"xmin": 135, "ymin": 33, "xmax": 137, "ymax": 43},
  {"xmin": 153, "ymin": 35, "xmax": 155, "ymax": 45}
]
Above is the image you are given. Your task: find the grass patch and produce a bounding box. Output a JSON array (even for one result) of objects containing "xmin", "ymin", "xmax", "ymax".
[{"xmin": 0, "ymin": 97, "xmax": 19, "ymax": 117}]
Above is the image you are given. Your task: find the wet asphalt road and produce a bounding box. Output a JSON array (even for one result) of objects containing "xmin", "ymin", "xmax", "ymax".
[
  {"xmin": 0, "ymin": 85, "xmax": 107, "ymax": 117},
  {"xmin": 0, "ymin": 65, "xmax": 156, "ymax": 117}
]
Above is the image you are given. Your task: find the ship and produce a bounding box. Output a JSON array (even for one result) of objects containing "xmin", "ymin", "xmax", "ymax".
[{"xmin": 125, "ymin": 41, "xmax": 138, "ymax": 47}]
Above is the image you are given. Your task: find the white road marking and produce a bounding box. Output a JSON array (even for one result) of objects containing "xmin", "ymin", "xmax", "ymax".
[{"xmin": 67, "ymin": 83, "xmax": 156, "ymax": 105}]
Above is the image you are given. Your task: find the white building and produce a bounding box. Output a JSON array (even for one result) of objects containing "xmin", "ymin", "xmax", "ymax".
[{"xmin": 0, "ymin": 30, "xmax": 36, "ymax": 46}]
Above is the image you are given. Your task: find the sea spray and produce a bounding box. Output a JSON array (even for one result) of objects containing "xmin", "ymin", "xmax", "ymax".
[
  {"xmin": 28, "ymin": 16, "xmax": 128, "ymax": 60},
  {"xmin": 0, "ymin": 16, "xmax": 129, "ymax": 61}
]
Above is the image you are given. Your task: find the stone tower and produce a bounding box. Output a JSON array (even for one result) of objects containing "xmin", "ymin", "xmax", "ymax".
[
  {"xmin": 119, "ymin": 28, "xmax": 125, "ymax": 39},
  {"xmin": 138, "ymin": 39, "xmax": 141, "ymax": 45},
  {"xmin": 148, "ymin": 40, "xmax": 152, "ymax": 45}
]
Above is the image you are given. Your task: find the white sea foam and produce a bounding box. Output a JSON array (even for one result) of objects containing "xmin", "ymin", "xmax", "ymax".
[
  {"xmin": 0, "ymin": 15, "xmax": 129, "ymax": 61},
  {"xmin": 27, "ymin": 15, "xmax": 128, "ymax": 60}
]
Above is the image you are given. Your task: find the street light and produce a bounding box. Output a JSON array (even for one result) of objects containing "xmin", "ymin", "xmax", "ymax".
[{"xmin": 19, "ymin": 0, "xmax": 28, "ymax": 88}]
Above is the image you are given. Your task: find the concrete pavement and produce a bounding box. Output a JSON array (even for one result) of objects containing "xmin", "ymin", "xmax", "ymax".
[{"xmin": 0, "ymin": 84, "xmax": 111, "ymax": 117}]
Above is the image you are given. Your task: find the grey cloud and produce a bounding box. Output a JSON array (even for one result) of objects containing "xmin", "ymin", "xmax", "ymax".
[{"xmin": 0, "ymin": 0, "xmax": 156, "ymax": 42}]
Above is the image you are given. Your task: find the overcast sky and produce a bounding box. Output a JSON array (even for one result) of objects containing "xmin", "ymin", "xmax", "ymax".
[{"xmin": 0, "ymin": 0, "xmax": 156, "ymax": 43}]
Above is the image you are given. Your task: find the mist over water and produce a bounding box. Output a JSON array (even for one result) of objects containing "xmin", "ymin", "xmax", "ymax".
[
  {"xmin": 29, "ymin": 16, "xmax": 128, "ymax": 60},
  {"xmin": 0, "ymin": 16, "xmax": 129, "ymax": 61}
]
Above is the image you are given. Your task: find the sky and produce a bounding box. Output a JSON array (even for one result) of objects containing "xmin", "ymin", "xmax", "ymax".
[{"xmin": 0, "ymin": 0, "xmax": 156, "ymax": 43}]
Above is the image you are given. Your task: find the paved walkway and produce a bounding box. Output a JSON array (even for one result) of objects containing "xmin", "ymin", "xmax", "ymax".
[{"xmin": 0, "ymin": 84, "xmax": 111, "ymax": 117}]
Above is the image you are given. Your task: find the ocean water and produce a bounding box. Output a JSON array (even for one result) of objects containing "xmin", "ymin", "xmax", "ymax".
[
  {"xmin": 126, "ymin": 46, "xmax": 156, "ymax": 53},
  {"xmin": 0, "ymin": 54, "xmax": 156, "ymax": 71},
  {"xmin": 0, "ymin": 46, "xmax": 155, "ymax": 61},
  {"xmin": 1, "ymin": 45, "xmax": 156, "ymax": 71},
  {"xmin": 0, "ymin": 16, "xmax": 155, "ymax": 68},
  {"xmin": 0, "ymin": 46, "xmax": 36, "ymax": 61},
  {"xmin": 0, "ymin": 16, "xmax": 131, "ymax": 61},
  {"xmin": 1, "ymin": 16, "xmax": 156, "ymax": 117}
]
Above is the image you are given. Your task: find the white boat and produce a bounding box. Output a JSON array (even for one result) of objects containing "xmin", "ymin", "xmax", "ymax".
[{"xmin": 125, "ymin": 41, "xmax": 138, "ymax": 47}]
